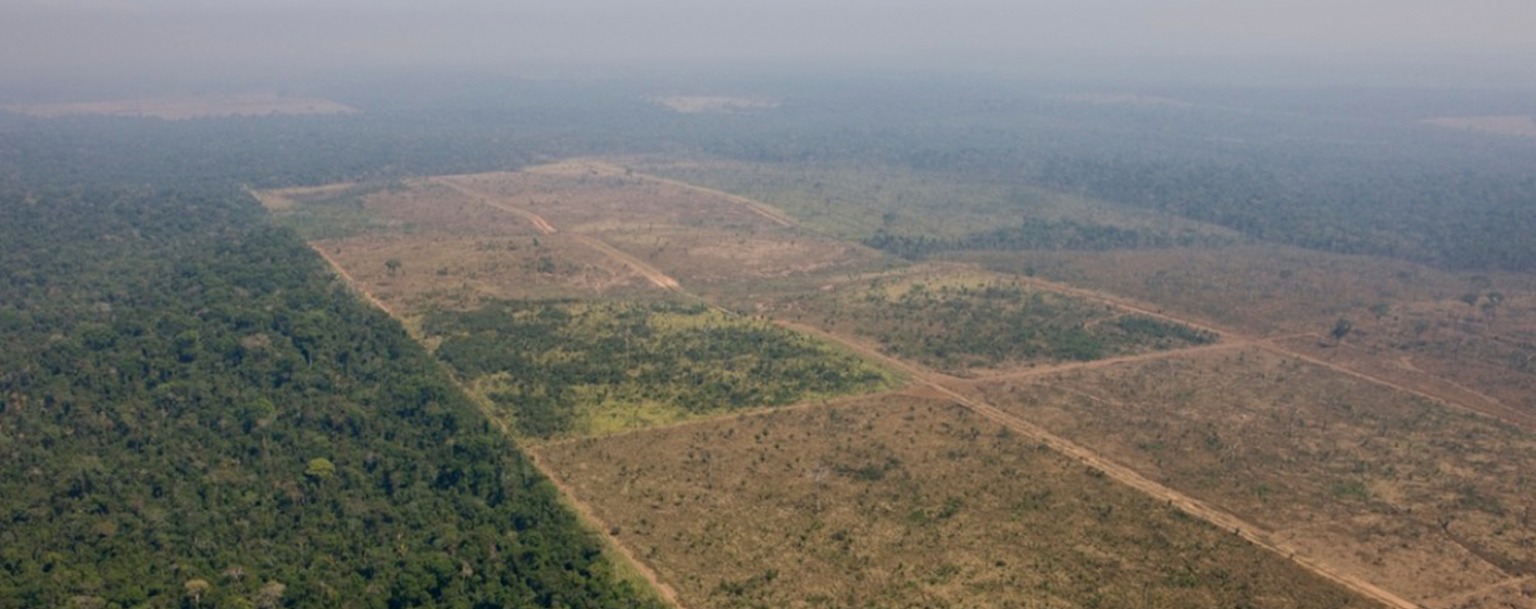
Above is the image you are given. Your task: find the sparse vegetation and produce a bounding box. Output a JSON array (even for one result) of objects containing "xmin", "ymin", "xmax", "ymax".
[
  {"xmin": 973, "ymin": 347, "xmax": 1536, "ymax": 603},
  {"xmin": 782, "ymin": 272, "xmax": 1215, "ymax": 374},
  {"xmin": 537, "ymin": 396, "xmax": 1384, "ymax": 609}
]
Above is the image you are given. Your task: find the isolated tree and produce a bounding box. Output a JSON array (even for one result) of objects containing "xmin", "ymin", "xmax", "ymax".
[
  {"xmin": 385, "ymin": 258, "xmax": 402, "ymax": 276},
  {"xmin": 305, "ymin": 457, "xmax": 336, "ymax": 481},
  {"xmin": 1330, "ymin": 317, "xmax": 1354, "ymax": 343}
]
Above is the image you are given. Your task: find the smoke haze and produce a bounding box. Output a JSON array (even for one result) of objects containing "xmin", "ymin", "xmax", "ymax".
[{"xmin": 4, "ymin": 0, "xmax": 1536, "ymax": 88}]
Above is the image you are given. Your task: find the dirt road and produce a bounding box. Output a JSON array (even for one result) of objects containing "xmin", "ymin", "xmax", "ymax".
[
  {"xmin": 311, "ymin": 246, "xmax": 396, "ymax": 317},
  {"xmin": 432, "ymin": 177, "xmax": 559, "ymax": 234},
  {"xmin": 527, "ymin": 449, "xmax": 688, "ymax": 608},
  {"xmin": 307, "ymin": 241, "xmax": 687, "ymax": 609},
  {"xmin": 774, "ymin": 320, "xmax": 1417, "ymax": 609},
  {"xmin": 569, "ymin": 234, "xmax": 682, "ymax": 290},
  {"xmin": 603, "ymin": 162, "xmax": 799, "ymax": 228},
  {"xmin": 1010, "ymin": 272, "xmax": 1531, "ymax": 432}
]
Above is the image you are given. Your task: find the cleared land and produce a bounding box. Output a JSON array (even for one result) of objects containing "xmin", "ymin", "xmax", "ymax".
[
  {"xmin": 536, "ymin": 394, "xmax": 1387, "ymax": 609},
  {"xmin": 632, "ymin": 156, "xmax": 1241, "ymax": 245},
  {"xmin": 261, "ymin": 161, "xmax": 885, "ymax": 315},
  {"xmin": 1277, "ymin": 289, "xmax": 1536, "ymax": 427},
  {"xmin": 961, "ymin": 246, "xmax": 1474, "ymax": 336},
  {"xmin": 266, "ymin": 179, "xmax": 660, "ymax": 311},
  {"xmin": 4, "ymin": 93, "xmax": 357, "ymax": 119},
  {"xmin": 960, "ymin": 246, "xmax": 1536, "ymax": 427},
  {"xmin": 261, "ymin": 164, "xmax": 901, "ymax": 441},
  {"xmin": 965, "ymin": 347, "xmax": 1536, "ymax": 607},
  {"xmin": 267, "ymin": 157, "xmax": 1536, "ymax": 609}
]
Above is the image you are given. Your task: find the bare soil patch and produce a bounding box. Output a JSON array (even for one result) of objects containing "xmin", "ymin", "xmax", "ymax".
[
  {"xmin": 432, "ymin": 162, "xmax": 883, "ymax": 288},
  {"xmin": 261, "ymin": 159, "xmax": 876, "ymax": 313},
  {"xmin": 967, "ymin": 347, "xmax": 1536, "ymax": 607},
  {"xmin": 312, "ymin": 234, "xmax": 658, "ymax": 314},
  {"xmin": 536, "ymin": 393, "xmax": 1386, "ymax": 609}
]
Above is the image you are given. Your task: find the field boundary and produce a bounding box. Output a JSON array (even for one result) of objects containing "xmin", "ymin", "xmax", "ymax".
[
  {"xmin": 777, "ymin": 320, "xmax": 1417, "ymax": 609},
  {"xmin": 305, "ymin": 240, "xmax": 686, "ymax": 609}
]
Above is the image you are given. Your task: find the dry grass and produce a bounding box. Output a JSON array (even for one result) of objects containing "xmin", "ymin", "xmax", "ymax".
[
  {"xmin": 260, "ymin": 161, "xmax": 882, "ymax": 314},
  {"xmin": 536, "ymin": 393, "xmax": 1386, "ymax": 609},
  {"xmin": 967, "ymin": 347, "xmax": 1536, "ymax": 607},
  {"xmin": 429, "ymin": 163, "xmax": 883, "ymax": 288},
  {"xmin": 1282, "ymin": 290, "xmax": 1536, "ymax": 426},
  {"xmin": 960, "ymin": 246, "xmax": 1473, "ymax": 336},
  {"xmin": 312, "ymin": 233, "xmax": 660, "ymax": 314},
  {"xmin": 630, "ymin": 156, "xmax": 1240, "ymax": 244}
]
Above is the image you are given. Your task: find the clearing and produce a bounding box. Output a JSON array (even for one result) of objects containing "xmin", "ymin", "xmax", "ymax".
[
  {"xmin": 536, "ymin": 393, "xmax": 1388, "ymax": 609},
  {"xmin": 966, "ymin": 346, "xmax": 1536, "ymax": 607}
]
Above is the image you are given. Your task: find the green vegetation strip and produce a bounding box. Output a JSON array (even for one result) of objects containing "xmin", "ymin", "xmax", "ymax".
[
  {"xmin": 844, "ymin": 280, "xmax": 1216, "ymax": 372},
  {"xmin": 422, "ymin": 300, "xmax": 895, "ymax": 439}
]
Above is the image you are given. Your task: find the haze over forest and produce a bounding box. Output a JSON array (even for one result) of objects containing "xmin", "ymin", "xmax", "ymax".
[{"xmin": 5, "ymin": 0, "xmax": 1536, "ymax": 89}]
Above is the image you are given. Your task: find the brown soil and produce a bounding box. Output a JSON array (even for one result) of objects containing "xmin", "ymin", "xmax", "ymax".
[
  {"xmin": 966, "ymin": 347, "xmax": 1536, "ymax": 607},
  {"xmin": 536, "ymin": 394, "xmax": 1389, "ymax": 609}
]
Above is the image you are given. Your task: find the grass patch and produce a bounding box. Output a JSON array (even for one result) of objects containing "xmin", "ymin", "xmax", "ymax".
[
  {"xmin": 787, "ymin": 271, "xmax": 1215, "ymax": 374},
  {"xmin": 422, "ymin": 300, "xmax": 895, "ymax": 438}
]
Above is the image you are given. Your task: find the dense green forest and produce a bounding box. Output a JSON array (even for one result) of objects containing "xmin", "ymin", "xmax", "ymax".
[
  {"xmin": 423, "ymin": 301, "xmax": 891, "ymax": 438},
  {"xmin": 0, "ymin": 185, "xmax": 663, "ymax": 608}
]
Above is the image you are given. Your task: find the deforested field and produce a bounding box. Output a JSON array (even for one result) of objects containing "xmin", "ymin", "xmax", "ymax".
[{"xmin": 536, "ymin": 393, "xmax": 1387, "ymax": 609}]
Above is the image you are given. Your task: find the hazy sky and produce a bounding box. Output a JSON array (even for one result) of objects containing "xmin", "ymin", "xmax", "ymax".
[{"xmin": 5, "ymin": 0, "xmax": 1536, "ymax": 85}]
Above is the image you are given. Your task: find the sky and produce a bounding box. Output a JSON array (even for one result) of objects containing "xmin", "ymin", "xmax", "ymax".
[{"xmin": 4, "ymin": 0, "xmax": 1536, "ymax": 87}]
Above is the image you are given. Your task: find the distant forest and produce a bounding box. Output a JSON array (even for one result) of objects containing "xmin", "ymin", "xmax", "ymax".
[{"xmin": 6, "ymin": 76, "xmax": 1532, "ymax": 270}]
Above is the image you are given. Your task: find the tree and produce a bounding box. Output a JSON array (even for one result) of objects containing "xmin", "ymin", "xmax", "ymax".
[
  {"xmin": 385, "ymin": 258, "xmax": 402, "ymax": 276},
  {"xmin": 184, "ymin": 579, "xmax": 211, "ymax": 607},
  {"xmin": 304, "ymin": 457, "xmax": 336, "ymax": 481},
  {"xmin": 1330, "ymin": 317, "xmax": 1354, "ymax": 344},
  {"xmin": 255, "ymin": 581, "xmax": 286, "ymax": 609}
]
